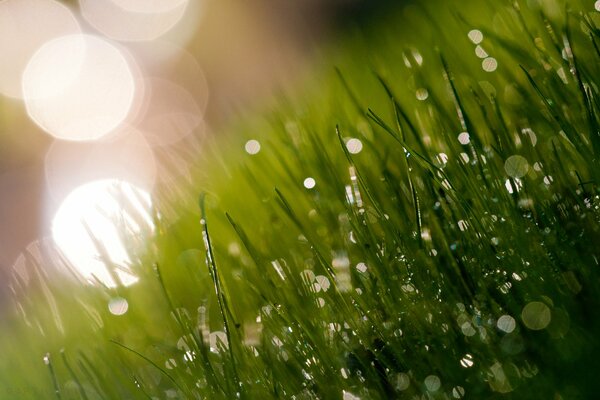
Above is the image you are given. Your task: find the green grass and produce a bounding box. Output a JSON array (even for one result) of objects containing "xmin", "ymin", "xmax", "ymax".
[{"xmin": 3, "ymin": 0, "xmax": 600, "ymax": 398}]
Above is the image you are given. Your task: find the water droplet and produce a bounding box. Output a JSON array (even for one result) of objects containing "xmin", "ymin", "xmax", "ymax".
[
  {"xmin": 460, "ymin": 353, "xmax": 474, "ymax": 368},
  {"xmin": 416, "ymin": 87, "xmax": 429, "ymax": 100},
  {"xmin": 504, "ymin": 155, "xmax": 529, "ymax": 178},
  {"xmin": 482, "ymin": 57, "xmax": 498, "ymax": 72},
  {"xmin": 356, "ymin": 262, "xmax": 367, "ymax": 273},
  {"xmin": 303, "ymin": 177, "xmax": 316, "ymax": 189},
  {"xmin": 346, "ymin": 138, "xmax": 363, "ymax": 154},
  {"xmin": 436, "ymin": 152, "xmax": 449, "ymax": 167},
  {"xmin": 505, "ymin": 178, "xmax": 523, "ymax": 194},
  {"xmin": 395, "ymin": 373, "xmax": 411, "ymax": 391},
  {"xmin": 245, "ymin": 139, "xmax": 260, "ymax": 155},
  {"xmin": 461, "ymin": 322, "xmax": 476, "ymax": 336},
  {"xmin": 314, "ymin": 275, "xmax": 330, "ymax": 292},
  {"xmin": 108, "ymin": 297, "xmax": 129, "ymax": 316},
  {"xmin": 475, "ymin": 45, "xmax": 488, "ymax": 58},
  {"xmin": 424, "ymin": 375, "xmax": 441, "ymax": 391},
  {"xmin": 496, "ymin": 315, "xmax": 516, "ymax": 333},
  {"xmin": 452, "ymin": 386, "xmax": 466, "ymax": 398},
  {"xmin": 468, "ymin": 29, "xmax": 483, "ymax": 44},
  {"xmin": 521, "ymin": 301, "xmax": 551, "ymax": 330},
  {"xmin": 458, "ymin": 132, "xmax": 470, "ymax": 145}
]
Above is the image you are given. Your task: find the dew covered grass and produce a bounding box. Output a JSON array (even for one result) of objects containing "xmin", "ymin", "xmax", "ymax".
[{"xmin": 2, "ymin": 0, "xmax": 600, "ymax": 398}]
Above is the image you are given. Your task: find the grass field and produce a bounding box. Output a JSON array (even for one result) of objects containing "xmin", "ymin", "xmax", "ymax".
[{"xmin": 2, "ymin": 0, "xmax": 600, "ymax": 398}]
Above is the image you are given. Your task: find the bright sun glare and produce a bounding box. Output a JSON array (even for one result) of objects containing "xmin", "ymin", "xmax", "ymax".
[{"xmin": 51, "ymin": 179, "xmax": 153, "ymax": 288}]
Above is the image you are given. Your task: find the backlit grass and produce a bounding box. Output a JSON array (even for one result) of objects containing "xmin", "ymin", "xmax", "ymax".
[{"xmin": 2, "ymin": 0, "xmax": 600, "ymax": 398}]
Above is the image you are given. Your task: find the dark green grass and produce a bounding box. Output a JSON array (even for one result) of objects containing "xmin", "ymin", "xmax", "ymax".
[{"xmin": 2, "ymin": 0, "xmax": 600, "ymax": 398}]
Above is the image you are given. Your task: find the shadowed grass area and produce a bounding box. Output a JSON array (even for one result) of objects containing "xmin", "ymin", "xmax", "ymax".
[{"xmin": 2, "ymin": 0, "xmax": 600, "ymax": 398}]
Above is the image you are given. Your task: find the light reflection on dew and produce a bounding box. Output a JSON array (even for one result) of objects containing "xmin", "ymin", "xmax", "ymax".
[
  {"xmin": 424, "ymin": 375, "xmax": 441, "ymax": 392},
  {"xmin": 436, "ymin": 153, "xmax": 449, "ymax": 167},
  {"xmin": 395, "ymin": 373, "xmax": 410, "ymax": 391},
  {"xmin": 460, "ymin": 353, "xmax": 474, "ymax": 368},
  {"xmin": 468, "ymin": 29, "xmax": 484, "ymax": 44},
  {"xmin": 505, "ymin": 178, "xmax": 523, "ymax": 194},
  {"xmin": 475, "ymin": 45, "xmax": 489, "ymax": 59},
  {"xmin": 356, "ymin": 263, "xmax": 367, "ymax": 273},
  {"xmin": 482, "ymin": 57, "xmax": 498, "ymax": 72},
  {"xmin": 452, "ymin": 386, "xmax": 466, "ymax": 398},
  {"xmin": 303, "ymin": 177, "xmax": 316, "ymax": 189},
  {"xmin": 497, "ymin": 315, "xmax": 516, "ymax": 333},
  {"xmin": 314, "ymin": 275, "xmax": 330, "ymax": 292},
  {"xmin": 51, "ymin": 179, "xmax": 153, "ymax": 288},
  {"xmin": 416, "ymin": 88, "xmax": 429, "ymax": 101},
  {"xmin": 504, "ymin": 155, "xmax": 529, "ymax": 178},
  {"xmin": 345, "ymin": 138, "xmax": 363, "ymax": 154},
  {"xmin": 521, "ymin": 301, "xmax": 551, "ymax": 330},
  {"xmin": 245, "ymin": 139, "xmax": 261, "ymax": 155},
  {"xmin": 108, "ymin": 297, "xmax": 129, "ymax": 315},
  {"xmin": 596, "ymin": 0, "xmax": 600, "ymax": 12},
  {"xmin": 458, "ymin": 132, "xmax": 470, "ymax": 145},
  {"xmin": 461, "ymin": 321, "xmax": 476, "ymax": 337}
]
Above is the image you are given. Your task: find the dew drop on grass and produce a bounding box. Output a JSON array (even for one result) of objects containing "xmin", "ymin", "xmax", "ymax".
[
  {"xmin": 244, "ymin": 139, "xmax": 260, "ymax": 155},
  {"xmin": 596, "ymin": 0, "xmax": 600, "ymax": 11},
  {"xmin": 436, "ymin": 152, "xmax": 449, "ymax": 166},
  {"xmin": 460, "ymin": 353, "xmax": 474, "ymax": 368},
  {"xmin": 461, "ymin": 322, "xmax": 476, "ymax": 336},
  {"xmin": 395, "ymin": 373, "xmax": 410, "ymax": 391},
  {"xmin": 416, "ymin": 88, "xmax": 429, "ymax": 100},
  {"xmin": 452, "ymin": 386, "xmax": 466, "ymax": 398},
  {"xmin": 424, "ymin": 375, "xmax": 441, "ymax": 391},
  {"xmin": 303, "ymin": 177, "xmax": 316, "ymax": 189},
  {"xmin": 458, "ymin": 132, "xmax": 470, "ymax": 145},
  {"xmin": 475, "ymin": 45, "xmax": 489, "ymax": 58},
  {"xmin": 521, "ymin": 302, "xmax": 551, "ymax": 330},
  {"xmin": 504, "ymin": 155, "xmax": 529, "ymax": 178},
  {"xmin": 505, "ymin": 178, "xmax": 523, "ymax": 194},
  {"xmin": 468, "ymin": 29, "xmax": 483, "ymax": 44},
  {"xmin": 497, "ymin": 315, "xmax": 516, "ymax": 333},
  {"xmin": 345, "ymin": 138, "xmax": 363, "ymax": 154},
  {"xmin": 108, "ymin": 297, "xmax": 129, "ymax": 316},
  {"xmin": 482, "ymin": 57, "xmax": 498, "ymax": 72},
  {"xmin": 356, "ymin": 262, "xmax": 367, "ymax": 273},
  {"xmin": 315, "ymin": 275, "xmax": 330, "ymax": 292}
]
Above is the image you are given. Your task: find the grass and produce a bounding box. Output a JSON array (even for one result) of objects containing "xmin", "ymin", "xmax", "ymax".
[{"xmin": 2, "ymin": 0, "xmax": 600, "ymax": 398}]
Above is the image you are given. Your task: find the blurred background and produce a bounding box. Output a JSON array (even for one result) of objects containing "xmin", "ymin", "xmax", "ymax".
[{"xmin": 0, "ymin": 0, "xmax": 399, "ymax": 298}]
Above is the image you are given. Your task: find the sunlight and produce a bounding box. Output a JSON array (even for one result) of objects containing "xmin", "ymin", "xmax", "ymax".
[{"xmin": 51, "ymin": 179, "xmax": 153, "ymax": 288}]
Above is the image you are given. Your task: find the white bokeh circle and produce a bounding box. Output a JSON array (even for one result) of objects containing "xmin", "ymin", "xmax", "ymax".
[{"xmin": 22, "ymin": 34, "xmax": 136, "ymax": 141}]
